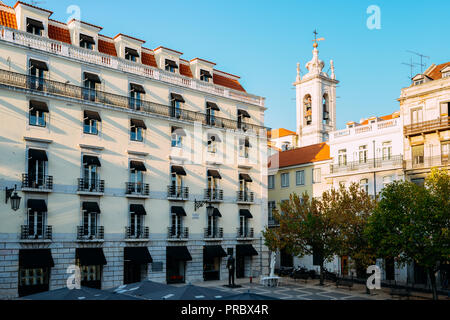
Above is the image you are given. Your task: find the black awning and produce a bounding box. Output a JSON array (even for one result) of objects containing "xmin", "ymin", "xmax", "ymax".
[
  {"xmin": 27, "ymin": 199, "xmax": 47, "ymax": 213},
  {"xmin": 124, "ymin": 247, "xmax": 152, "ymax": 264},
  {"xmin": 171, "ymin": 165, "xmax": 186, "ymax": 176},
  {"xmin": 206, "ymin": 102, "xmax": 220, "ymax": 111},
  {"xmin": 239, "ymin": 173, "xmax": 253, "ymax": 182},
  {"xmin": 236, "ymin": 244, "xmax": 258, "ymax": 257},
  {"xmin": 29, "ymin": 59, "xmax": 48, "ymax": 71},
  {"xmin": 29, "ymin": 100, "xmax": 49, "ymax": 113},
  {"xmin": 167, "ymin": 246, "xmax": 192, "ymax": 261},
  {"xmin": 76, "ymin": 248, "xmax": 107, "ymax": 266},
  {"xmin": 83, "ymin": 155, "xmax": 101, "ymax": 167},
  {"xmin": 238, "ymin": 109, "xmax": 251, "ymax": 118},
  {"xmin": 204, "ymin": 245, "xmax": 227, "ymax": 259},
  {"xmin": 84, "ymin": 110, "xmax": 102, "ymax": 121},
  {"xmin": 82, "ymin": 202, "xmax": 101, "ymax": 214},
  {"xmin": 171, "ymin": 206, "xmax": 186, "ymax": 216},
  {"xmin": 170, "ymin": 93, "xmax": 185, "ymax": 102},
  {"xmin": 207, "ymin": 133, "xmax": 222, "ymax": 143},
  {"xmin": 211, "ymin": 208, "xmax": 222, "ymax": 217},
  {"xmin": 240, "ymin": 209, "xmax": 253, "ymax": 219},
  {"xmin": 125, "ymin": 47, "xmax": 140, "ymax": 57},
  {"xmin": 27, "ymin": 18, "xmax": 44, "ymax": 29},
  {"xmin": 200, "ymin": 69, "xmax": 213, "ymax": 79},
  {"xmin": 84, "ymin": 72, "xmax": 101, "ymax": 84},
  {"xmin": 166, "ymin": 59, "xmax": 179, "ymax": 69},
  {"xmin": 207, "ymin": 170, "xmax": 222, "ymax": 179},
  {"xmin": 131, "ymin": 118, "xmax": 147, "ymax": 129},
  {"xmin": 19, "ymin": 249, "xmax": 54, "ymax": 268},
  {"xmin": 130, "ymin": 160, "xmax": 147, "ymax": 172},
  {"xmin": 80, "ymin": 34, "xmax": 95, "ymax": 45},
  {"xmin": 130, "ymin": 83, "xmax": 146, "ymax": 94},
  {"xmin": 172, "ymin": 126, "xmax": 186, "ymax": 136},
  {"xmin": 130, "ymin": 204, "xmax": 147, "ymax": 215},
  {"xmin": 28, "ymin": 149, "xmax": 48, "ymax": 161}
]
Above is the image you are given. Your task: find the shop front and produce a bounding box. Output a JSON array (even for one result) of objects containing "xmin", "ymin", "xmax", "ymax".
[
  {"xmin": 203, "ymin": 245, "xmax": 227, "ymax": 281},
  {"xmin": 166, "ymin": 246, "xmax": 192, "ymax": 284}
]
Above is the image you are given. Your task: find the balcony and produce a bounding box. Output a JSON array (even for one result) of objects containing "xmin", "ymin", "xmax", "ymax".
[
  {"xmin": 405, "ymin": 156, "xmax": 449, "ymax": 170},
  {"xmin": 0, "ymin": 67, "xmax": 267, "ymax": 135},
  {"xmin": 125, "ymin": 182, "xmax": 150, "ymax": 198},
  {"xmin": 21, "ymin": 174, "xmax": 53, "ymax": 192},
  {"xmin": 236, "ymin": 191, "xmax": 255, "ymax": 204},
  {"xmin": 332, "ymin": 118, "xmax": 401, "ymax": 140},
  {"xmin": 77, "ymin": 226, "xmax": 104, "ymax": 241},
  {"xmin": 20, "ymin": 225, "xmax": 52, "ymax": 242},
  {"xmin": 330, "ymin": 155, "xmax": 403, "ymax": 174},
  {"xmin": 204, "ymin": 227, "xmax": 224, "ymax": 240},
  {"xmin": 125, "ymin": 226, "xmax": 149, "ymax": 241},
  {"xmin": 237, "ymin": 228, "xmax": 254, "ymax": 240},
  {"xmin": 77, "ymin": 178, "xmax": 105, "ymax": 195},
  {"xmin": 268, "ymin": 217, "xmax": 280, "ymax": 228},
  {"xmin": 167, "ymin": 186, "xmax": 189, "ymax": 201},
  {"xmin": 404, "ymin": 117, "xmax": 450, "ymax": 137},
  {"xmin": 167, "ymin": 227, "xmax": 189, "ymax": 241},
  {"xmin": 204, "ymin": 189, "xmax": 224, "ymax": 202}
]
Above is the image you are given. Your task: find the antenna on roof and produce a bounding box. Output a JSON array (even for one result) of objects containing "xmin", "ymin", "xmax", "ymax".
[
  {"xmin": 402, "ymin": 57, "xmax": 421, "ymax": 79},
  {"xmin": 406, "ymin": 50, "xmax": 430, "ymax": 74}
]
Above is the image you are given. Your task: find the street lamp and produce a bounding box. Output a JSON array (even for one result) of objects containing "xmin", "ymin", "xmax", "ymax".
[{"xmin": 5, "ymin": 185, "xmax": 21, "ymax": 211}]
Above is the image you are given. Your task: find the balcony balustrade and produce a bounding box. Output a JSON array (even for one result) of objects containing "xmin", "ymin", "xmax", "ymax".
[
  {"xmin": 167, "ymin": 186, "xmax": 189, "ymax": 200},
  {"xmin": 237, "ymin": 227, "xmax": 254, "ymax": 239},
  {"xmin": 77, "ymin": 226, "xmax": 104, "ymax": 241},
  {"xmin": 125, "ymin": 182, "xmax": 149, "ymax": 197},
  {"xmin": 167, "ymin": 227, "xmax": 189, "ymax": 240},
  {"xmin": 237, "ymin": 191, "xmax": 255, "ymax": 203},
  {"xmin": 330, "ymin": 155, "xmax": 403, "ymax": 174},
  {"xmin": 125, "ymin": 226, "xmax": 149, "ymax": 240},
  {"xmin": 77, "ymin": 178, "xmax": 105, "ymax": 193},
  {"xmin": 204, "ymin": 227, "xmax": 223, "ymax": 239},
  {"xmin": 204, "ymin": 189, "xmax": 223, "ymax": 202},
  {"xmin": 404, "ymin": 117, "xmax": 450, "ymax": 137},
  {"xmin": 21, "ymin": 174, "xmax": 53, "ymax": 191},
  {"xmin": 20, "ymin": 225, "xmax": 52, "ymax": 241}
]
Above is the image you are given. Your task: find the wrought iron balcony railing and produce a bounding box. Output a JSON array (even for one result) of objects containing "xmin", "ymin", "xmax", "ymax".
[
  {"xmin": 20, "ymin": 225, "xmax": 52, "ymax": 241},
  {"xmin": 237, "ymin": 228, "xmax": 254, "ymax": 239},
  {"xmin": 167, "ymin": 227, "xmax": 189, "ymax": 239},
  {"xmin": 405, "ymin": 156, "xmax": 449, "ymax": 170},
  {"xmin": 125, "ymin": 182, "xmax": 149, "ymax": 196},
  {"xmin": 204, "ymin": 227, "xmax": 224, "ymax": 239},
  {"xmin": 77, "ymin": 178, "xmax": 105, "ymax": 193},
  {"xmin": 125, "ymin": 226, "xmax": 149, "ymax": 240},
  {"xmin": 330, "ymin": 155, "xmax": 403, "ymax": 174},
  {"xmin": 204, "ymin": 189, "xmax": 224, "ymax": 202},
  {"xmin": 404, "ymin": 117, "xmax": 450, "ymax": 137},
  {"xmin": 21, "ymin": 174, "xmax": 53, "ymax": 191},
  {"xmin": 0, "ymin": 68, "xmax": 267, "ymax": 134},
  {"xmin": 237, "ymin": 191, "xmax": 255, "ymax": 203},
  {"xmin": 77, "ymin": 226, "xmax": 104, "ymax": 240},
  {"xmin": 167, "ymin": 186, "xmax": 189, "ymax": 200}
]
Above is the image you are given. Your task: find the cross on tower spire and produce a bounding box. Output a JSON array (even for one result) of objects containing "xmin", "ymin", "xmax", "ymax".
[{"xmin": 312, "ymin": 29, "xmax": 325, "ymax": 48}]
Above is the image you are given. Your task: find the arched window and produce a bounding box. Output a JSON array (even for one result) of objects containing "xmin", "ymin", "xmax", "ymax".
[
  {"xmin": 323, "ymin": 94, "xmax": 330, "ymax": 125},
  {"xmin": 304, "ymin": 95, "xmax": 312, "ymax": 126}
]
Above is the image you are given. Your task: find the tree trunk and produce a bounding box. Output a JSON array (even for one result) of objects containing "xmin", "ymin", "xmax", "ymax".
[
  {"xmin": 428, "ymin": 269, "xmax": 438, "ymax": 300},
  {"xmin": 319, "ymin": 264, "xmax": 324, "ymax": 286}
]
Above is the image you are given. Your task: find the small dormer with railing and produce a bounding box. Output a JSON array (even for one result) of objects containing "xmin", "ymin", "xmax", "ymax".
[
  {"xmin": 154, "ymin": 46, "xmax": 182, "ymax": 74},
  {"xmin": 441, "ymin": 65, "xmax": 450, "ymax": 79},
  {"xmin": 190, "ymin": 58, "xmax": 215, "ymax": 83},
  {"xmin": 114, "ymin": 33, "xmax": 145, "ymax": 64},
  {"xmin": 68, "ymin": 19, "xmax": 102, "ymax": 52},
  {"xmin": 14, "ymin": 1, "xmax": 52, "ymax": 38}
]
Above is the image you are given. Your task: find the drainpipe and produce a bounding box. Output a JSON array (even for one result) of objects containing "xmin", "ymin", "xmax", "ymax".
[{"xmin": 373, "ymin": 140, "xmax": 377, "ymax": 197}]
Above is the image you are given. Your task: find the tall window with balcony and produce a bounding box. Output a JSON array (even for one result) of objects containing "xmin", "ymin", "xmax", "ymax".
[
  {"xmin": 170, "ymin": 206, "xmax": 186, "ymax": 238},
  {"xmin": 29, "ymin": 100, "xmax": 48, "ymax": 127},
  {"xmin": 206, "ymin": 102, "xmax": 220, "ymax": 125},
  {"xmin": 238, "ymin": 173, "xmax": 253, "ymax": 202},
  {"xmin": 359, "ymin": 145, "xmax": 368, "ymax": 163},
  {"xmin": 170, "ymin": 93, "xmax": 184, "ymax": 118},
  {"xmin": 296, "ymin": 170, "xmax": 305, "ymax": 186},
  {"xmin": 81, "ymin": 155, "xmax": 103, "ymax": 193},
  {"xmin": 26, "ymin": 18, "xmax": 44, "ymax": 36},
  {"xmin": 206, "ymin": 170, "xmax": 222, "ymax": 201},
  {"xmin": 125, "ymin": 47, "xmax": 139, "ymax": 62},
  {"xmin": 83, "ymin": 110, "xmax": 101, "ymax": 135},
  {"xmin": 130, "ymin": 119, "xmax": 146, "ymax": 142},
  {"xmin": 83, "ymin": 72, "xmax": 101, "ymax": 102},
  {"xmin": 411, "ymin": 108, "xmax": 423, "ymax": 125},
  {"xmin": 26, "ymin": 149, "xmax": 48, "ymax": 190},
  {"xmin": 239, "ymin": 137, "xmax": 250, "ymax": 159},
  {"xmin": 360, "ymin": 179, "xmax": 369, "ymax": 193},
  {"xmin": 206, "ymin": 207, "xmax": 221, "ymax": 238},
  {"xmin": 169, "ymin": 166, "xmax": 187, "ymax": 199},
  {"xmin": 79, "ymin": 202, "xmax": 102, "ymax": 240},
  {"xmin": 338, "ymin": 149, "xmax": 347, "ymax": 166},
  {"xmin": 128, "ymin": 204, "xmax": 147, "ymax": 239},
  {"xmin": 304, "ymin": 95, "xmax": 312, "ymax": 126},
  {"xmin": 412, "ymin": 144, "xmax": 425, "ymax": 167},
  {"xmin": 128, "ymin": 161, "xmax": 148, "ymax": 196},
  {"xmin": 239, "ymin": 210, "xmax": 253, "ymax": 238},
  {"xmin": 200, "ymin": 69, "xmax": 213, "ymax": 82},
  {"xmin": 80, "ymin": 34, "xmax": 95, "ymax": 50},
  {"xmin": 23, "ymin": 200, "xmax": 49, "ymax": 240},
  {"xmin": 268, "ymin": 201, "xmax": 277, "ymax": 226},
  {"xmin": 237, "ymin": 109, "xmax": 250, "ymax": 130},
  {"xmin": 129, "ymin": 83, "xmax": 145, "ymax": 111},
  {"xmin": 165, "ymin": 59, "xmax": 178, "ymax": 73},
  {"xmin": 28, "ymin": 59, "xmax": 48, "ymax": 91}
]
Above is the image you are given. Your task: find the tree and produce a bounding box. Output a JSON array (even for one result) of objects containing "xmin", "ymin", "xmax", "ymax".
[{"xmin": 366, "ymin": 169, "xmax": 450, "ymax": 300}]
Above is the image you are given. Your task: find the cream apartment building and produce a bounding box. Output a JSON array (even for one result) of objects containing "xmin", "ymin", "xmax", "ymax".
[{"xmin": 0, "ymin": 2, "xmax": 269, "ymax": 298}]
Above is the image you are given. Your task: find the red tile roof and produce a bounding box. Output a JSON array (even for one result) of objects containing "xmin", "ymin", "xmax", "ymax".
[
  {"xmin": 358, "ymin": 111, "xmax": 400, "ymax": 125},
  {"xmin": 48, "ymin": 24, "xmax": 71, "ymax": 44},
  {"xmin": 98, "ymin": 38, "xmax": 117, "ymax": 56},
  {"xmin": 268, "ymin": 143, "xmax": 330, "ymax": 169},
  {"xmin": 0, "ymin": 8, "xmax": 17, "ymax": 29},
  {"xmin": 267, "ymin": 128, "xmax": 296, "ymax": 139},
  {"xmin": 180, "ymin": 63, "xmax": 193, "ymax": 78},
  {"xmin": 213, "ymin": 73, "xmax": 246, "ymax": 92},
  {"xmin": 141, "ymin": 51, "xmax": 157, "ymax": 68},
  {"xmin": 427, "ymin": 62, "xmax": 450, "ymax": 80},
  {"xmin": 14, "ymin": 1, "xmax": 53, "ymax": 15}
]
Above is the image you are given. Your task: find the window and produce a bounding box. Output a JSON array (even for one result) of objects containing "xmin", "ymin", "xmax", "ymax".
[
  {"xmin": 338, "ymin": 149, "xmax": 347, "ymax": 166},
  {"xmin": 129, "ymin": 84, "xmax": 145, "ymax": 111},
  {"xmin": 165, "ymin": 59, "xmax": 178, "ymax": 73},
  {"xmin": 130, "ymin": 212, "xmax": 144, "ymax": 237},
  {"xmin": 281, "ymin": 142, "xmax": 290, "ymax": 151},
  {"xmin": 29, "ymin": 101, "xmax": 48, "ymax": 127},
  {"xmin": 125, "ymin": 47, "xmax": 139, "ymax": 62},
  {"xmin": 82, "ymin": 156, "xmax": 100, "ymax": 191},
  {"xmin": 207, "ymin": 134, "xmax": 220, "ymax": 153},
  {"xmin": 412, "ymin": 145, "xmax": 425, "ymax": 165},
  {"xmin": 411, "ymin": 108, "xmax": 423, "ymax": 124},
  {"xmin": 80, "ymin": 265, "xmax": 101, "ymax": 284},
  {"xmin": 237, "ymin": 109, "xmax": 250, "ymax": 130},
  {"xmin": 206, "ymin": 102, "xmax": 219, "ymax": 125},
  {"xmin": 27, "ymin": 208, "xmax": 46, "ymax": 239},
  {"xmin": 239, "ymin": 137, "xmax": 250, "ymax": 158},
  {"xmin": 268, "ymin": 201, "xmax": 276, "ymax": 221},
  {"xmin": 207, "ymin": 214, "xmax": 218, "ymax": 236},
  {"xmin": 312, "ymin": 168, "xmax": 321, "ymax": 184},
  {"xmin": 281, "ymin": 173, "xmax": 290, "ymax": 188},
  {"xmin": 239, "ymin": 215, "xmax": 249, "ymax": 236},
  {"xmin": 200, "ymin": 69, "xmax": 212, "ymax": 82},
  {"xmin": 359, "ymin": 145, "xmax": 368, "ymax": 163},
  {"xmin": 82, "ymin": 210, "xmax": 98, "ymax": 237},
  {"xmin": 28, "ymin": 59, "xmax": 48, "ymax": 91},
  {"xmin": 80, "ymin": 34, "xmax": 95, "ymax": 50},
  {"xmin": 171, "ymin": 127, "xmax": 185, "ymax": 148},
  {"xmin": 83, "ymin": 111, "xmax": 101, "ymax": 135},
  {"xmin": 304, "ymin": 95, "xmax": 312, "ymax": 125},
  {"xmin": 323, "ymin": 94, "xmax": 329, "ymax": 125},
  {"xmin": 27, "ymin": 149, "xmax": 48, "ymax": 188},
  {"xmin": 19, "ymin": 268, "xmax": 48, "ymax": 287},
  {"xmin": 170, "ymin": 94, "xmax": 184, "ymax": 118},
  {"xmin": 26, "ymin": 18, "xmax": 44, "ymax": 36},
  {"xmin": 443, "ymin": 72, "xmax": 450, "ymax": 79},
  {"xmin": 441, "ymin": 102, "xmax": 449, "ymax": 116},
  {"xmin": 83, "ymin": 73, "xmax": 101, "ymax": 102},
  {"xmin": 296, "ymin": 170, "xmax": 305, "ymax": 186},
  {"xmin": 414, "ymin": 79, "xmax": 424, "ymax": 86},
  {"xmin": 280, "ymin": 199, "xmax": 289, "ymax": 214},
  {"xmin": 441, "ymin": 141, "xmax": 449, "ymax": 164},
  {"xmin": 171, "ymin": 214, "xmax": 183, "ymax": 235},
  {"xmin": 268, "ymin": 175, "xmax": 275, "ymax": 189},
  {"xmin": 411, "ymin": 178, "xmax": 425, "ymax": 187},
  {"xmin": 322, "ymin": 133, "xmax": 329, "ymax": 142},
  {"xmin": 130, "ymin": 119, "xmax": 146, "ymax": 142},
  {"xmin": 360, "ymin": 179, "xmax": 369, "ymax": 193},
  {"xmin": 382, "ymin": 142, "xmax": 392, "ymax": 160}
]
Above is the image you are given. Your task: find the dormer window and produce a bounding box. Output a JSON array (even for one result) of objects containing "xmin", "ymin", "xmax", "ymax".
[
  {"xmin": 200, "ymin": 69, "xmax": 212, "ymax": 82},
  {"xmin": 443, "ymin": 71, "xmax": 450, "ymax": 79},
  {"xmin": 125, "ymin": 47, "xmax": 139, "ymax": 62},
  {"xmin": 80, "ymin": 34, "xmax": 95, "ymax": 50},
  {"xmin": 26, "ymin": 18, "xmax": 44, "ymax": 36},
  {"xmin": 414, "ymin": 79, "xmax": 424, "ymax": 86},
  {"xmin": 165, "ymin": 59, "xmax": 178, "ymax": 73}
]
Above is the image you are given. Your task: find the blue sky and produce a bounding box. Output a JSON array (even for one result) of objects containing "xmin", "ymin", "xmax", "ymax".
[{"xmin": 9, "ymin": 0, "xmax": 450, "ymax": 130}]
